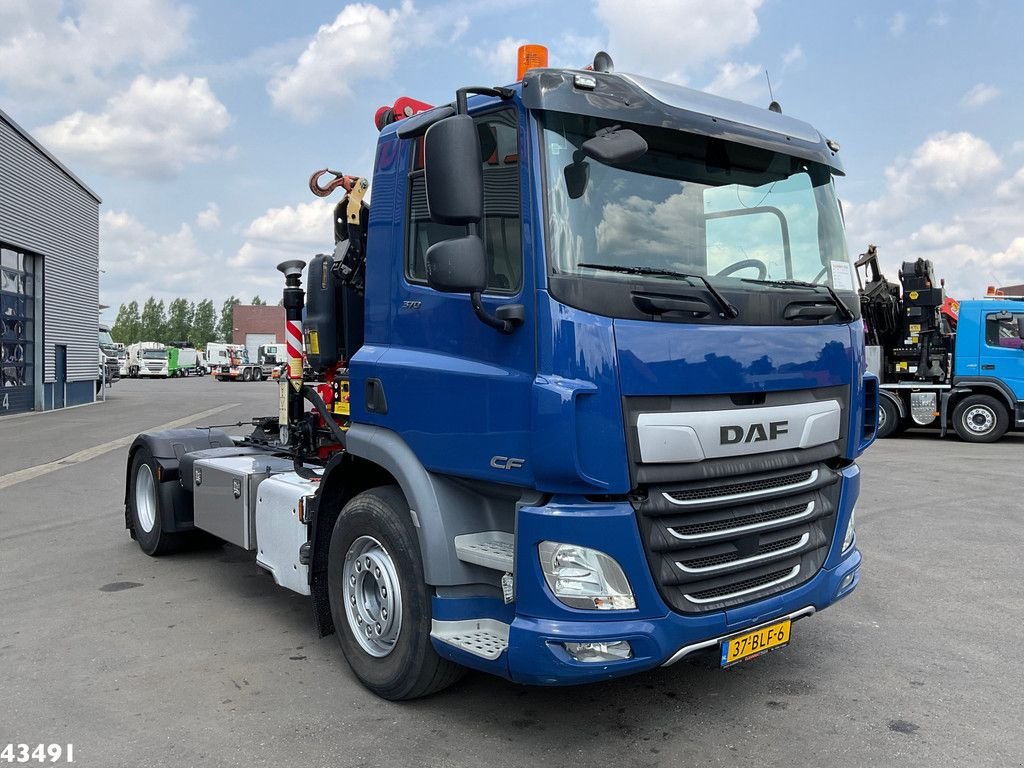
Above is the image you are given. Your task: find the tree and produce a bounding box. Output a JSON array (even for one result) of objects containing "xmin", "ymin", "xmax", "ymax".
[
  {"xmin": 251, "ymin": 295, "xmax": 266, "ymax": 306},
  {"xmin": 217, "ymin": 296, "xmax": 240, "ymax": 342},
  {"xmin": 165, "ymin": 298, "xmax": 193, "ymax": 343},
  {"xmin": 190, "ymin": 299, "xmax": 217, "ymax": 348},
  {"xmin": 111, "ymin": 301, "xmax": 141, "ymax": 343},
  {"xmin": 139, "ymin": 297, "xmax": 166, "ymax": 342}
]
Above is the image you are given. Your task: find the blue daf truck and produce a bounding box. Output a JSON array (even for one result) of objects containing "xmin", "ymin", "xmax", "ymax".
[{"xmin": 124, "ymin": 50, "xmax": 876, "ymax": 699}]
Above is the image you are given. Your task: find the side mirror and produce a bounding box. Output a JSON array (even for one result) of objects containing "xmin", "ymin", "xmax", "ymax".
[
  {"xmin": 423, "ymin": 114, "xmax": 483, "ymax": 225},
  {"xmin": 426, "ymin": 236, "xmax": 486, "ymax": 294}
]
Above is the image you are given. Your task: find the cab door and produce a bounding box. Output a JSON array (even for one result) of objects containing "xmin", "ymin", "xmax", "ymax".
[
  {"xmin": 373, "ymin": 106, "xmax": 537, "ymax": 485},
  {"xmin": 978, "ymin": 310, "xmax": 1024, "ymax": 399}
]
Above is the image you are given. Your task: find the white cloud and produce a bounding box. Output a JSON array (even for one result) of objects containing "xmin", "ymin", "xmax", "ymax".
[
  {"xmin": 196, "ymin": 203, "xmax": 221, "ymax": 231},
  {"xmin": 99, "ymin": 208, "xmax": 296, "ymax": 310},
  {"xmin": 100, "ymin": 210, "xmax": 208, "ymax": 305},
  {"xmin": 928, "ymin": 11, "xmax": 949, "ymax": 27},
  {"xmin": 782, "ymin": 44, "xmax": 803, "ymax": 69},
  {"xmin": 34, "ymin": 76, "xmax": 232, "ymax": 180},
  {"xmin": 857, "ymin": 131, "xmax": 1001, "ymax": 225},
  {"xmin": 229, "ymin": 199, "xmax": 336, "ymax": 291},
  {"xmin": 844, "ymin": 132, "xmax": 1024, "ymax": 298},
  {"xmin": 0, "ymin": 0, "xmax": 192, "ymax": 100},
  {"xmin": 704, "ymin": 62, "xmax": 764, "ymax": 103},
  {"xmin": 594, "ymin": 0, "xmax": 763, "ymax": 84},
  {"xmin": 471, "ymin": 36, "xmax": 529, "ymax": 81},
  {"xmin": 889, "ymin": 11, "xmax": 909, "ymax": 37},
  {"xmin": 961, "ymin": 83, "xmax": 1000, "ymax": 109},
  {"xmin": 242, "ymin": 200, "xmax": 335, "ymax": 247},
  {"xmin": 268, "ymin": 1, "xmax": 418, "ymax": 120}
]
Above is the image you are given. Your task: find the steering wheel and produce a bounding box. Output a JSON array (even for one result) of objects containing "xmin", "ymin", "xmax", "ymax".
[{"xmin": 715, "ymin": 258, "xmax": 768, "ymax": 280}]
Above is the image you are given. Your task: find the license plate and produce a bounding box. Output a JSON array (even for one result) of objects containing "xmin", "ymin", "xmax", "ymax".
[{"xmin": 721, "ymin": 619, "xmax": 791, "ymax": 667}]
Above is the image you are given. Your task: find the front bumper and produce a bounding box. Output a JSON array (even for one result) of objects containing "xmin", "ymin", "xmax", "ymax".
[
  {"xmin": 431, "ymin": 464, "xmax": 861, "ymax": 686},
  {"xmin": 499, "ymin": 546, "xmax": 859, "ymax": 685}
]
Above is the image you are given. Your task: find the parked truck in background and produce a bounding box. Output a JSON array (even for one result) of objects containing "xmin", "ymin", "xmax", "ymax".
[
  {"xmin": 167, "ymin": 345, "xmax": 201, "ymax": 377},
  {"xmin": 257, "ymin": 343, "xmax": 285, "ymax": 379},
  {"xmin": 97, "ymin": 323, "xmax": 121, "ymax": 394},
  {"xmin": 126, "ymin": 342, "xmax": 169, "ymax": 378},
  {"xmin": 123, "ymin": 47, "xmax": 873, "ymax": 700},
  {"xmin": 857, "ymin": 245, "xmax": 1024, "ymax": 441},
  {"xmin": 209, "ymin": 343, "xmax": 267, "ymax": 381}
]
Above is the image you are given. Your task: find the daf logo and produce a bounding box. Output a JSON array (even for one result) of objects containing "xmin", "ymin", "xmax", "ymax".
[
  {"xmin": 490, "ymin": 456, "xmax": 525, "ymax": 470},
  {"xmin": 720, "ymin": 420, "xmax": 789, "ymax": 445}
]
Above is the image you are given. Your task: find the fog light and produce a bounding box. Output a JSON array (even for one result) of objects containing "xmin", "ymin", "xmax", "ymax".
[
  {"xmin": 838, "ymin": 570, "xmax": 857, "ymax": 592},
  {"xmin": 563, "ymin": 640, "xmax": 633, "ymax": 663},
  {"xmin": 538, "ymin": 542, "xmax": 636, "ymax": 610},
  {"xmin": 842, "ymin": 509, "xmax": 856, "ymax": 553}
]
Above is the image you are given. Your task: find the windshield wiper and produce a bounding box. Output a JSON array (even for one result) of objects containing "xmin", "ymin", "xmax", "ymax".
[
  {"xmin": 749, "ymin": 279, "xmax": 855, "ymax": 322},
  {"xmin": 577, "ymin": 263, "xmax": 739, "ymax": 318}
]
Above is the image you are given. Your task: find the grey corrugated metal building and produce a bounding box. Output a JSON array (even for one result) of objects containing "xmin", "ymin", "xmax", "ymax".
[{"xmin": 1, "ymin": 107, "xmax": 101, "ymax": 414}]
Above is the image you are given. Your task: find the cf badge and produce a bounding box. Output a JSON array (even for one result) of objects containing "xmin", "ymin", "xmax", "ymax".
[{"xmin": 490, "ymin": 456, "xmax": 525, "ymax": 470}]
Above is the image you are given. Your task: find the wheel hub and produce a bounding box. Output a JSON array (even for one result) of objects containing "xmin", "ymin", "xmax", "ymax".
[
  {"xmin": 342, "ymin": 535, "xmax": 403, "ymax": 657},
  {"xmin": 965, "ymin": 406, "xmax": 994, "ymax": 434},
  {"xmin": 135, "ymin": 463, "xmax": 158, "ymax": 533}
]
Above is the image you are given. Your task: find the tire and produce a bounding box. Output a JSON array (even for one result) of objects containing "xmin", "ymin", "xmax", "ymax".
[
  {"xmin": 127, "ymin": 447, "xmax": 184, "ymax": 556},
  {"xmin": 327, "ymin": 486, "xmax": 465, "ymax": 700},
  {"xmin": 241, "ymin": 368, "xmax": 252, "ymax": 382},
  {"xmin": 253, "ymin": 367, "xmax": 263, "ymax": 382},
  {"xmin": 876, "ymin": 396, "xmax": 902, "ymax": 439},
  {"xmin": 952, "ymin": 394, "xmax": 1008, "ymax": 443}
]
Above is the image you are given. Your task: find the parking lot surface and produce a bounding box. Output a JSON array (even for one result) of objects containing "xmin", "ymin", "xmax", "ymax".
[{"xmin": 1, "ymin": 377, "xmax": 1021, "ymax": 767}]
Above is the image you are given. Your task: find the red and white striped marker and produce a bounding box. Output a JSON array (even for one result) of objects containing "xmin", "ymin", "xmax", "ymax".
[{"xmin": 286, "ymin": 319, "xmax": 303, "ymax": 389}]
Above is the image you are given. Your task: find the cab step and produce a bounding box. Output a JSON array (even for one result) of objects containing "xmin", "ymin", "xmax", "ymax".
[
  {"xmin": 454, "ymin": 531, "xmax": 514, "ymax": 572},
  {"xmin": 431, "ymin": 619, "xmax": 510, "ymax": 661}
]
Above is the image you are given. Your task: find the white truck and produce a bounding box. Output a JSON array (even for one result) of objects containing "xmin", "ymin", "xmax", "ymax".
[
  {"xmin": 127, "ymin": 342, "xmax": 169, "ymax": 378},
  {"xmin": 207, "ymin": 343, "xmax": 266, "ymax": 382}
]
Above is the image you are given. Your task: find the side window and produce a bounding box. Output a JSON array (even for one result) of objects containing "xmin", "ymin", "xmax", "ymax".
[
  {"xmin": 985, "ymin": 312, "xmax": 1024, "ymax": 348},
  {"xmin": 406, "ymin": 109, "xmax": 523, "ymax": 294}
]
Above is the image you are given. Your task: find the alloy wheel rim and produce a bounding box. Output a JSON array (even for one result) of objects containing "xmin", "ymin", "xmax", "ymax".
[
  {"xmin": 964, "ymin": 406, "xmax": 995, "ymax": 434},
  {"xmin": 342, "ymin": 535, "xmax": 403, "ymax": 657},
  {"xmin": 135, "ymin": 464, "xmax": 158, "ymax": 533}
]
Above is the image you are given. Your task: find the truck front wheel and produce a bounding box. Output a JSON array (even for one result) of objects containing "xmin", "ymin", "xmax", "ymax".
[
  {"xmin": 326, "ymin": 486, "xmax": 464, "ymax": 700},
  {"xmin": 952, "ymin": 395, "xmax": 1008, "ymax": 443},
  {"xmin": 128, "ymin": 447, "xmax": 183, "ymax": 555},
  {"xmin": 876, "ymin": 396, "xmax": 903, "ymax": 439}
]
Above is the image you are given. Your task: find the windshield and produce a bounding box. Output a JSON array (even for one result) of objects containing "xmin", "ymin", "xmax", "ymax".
[
  {"xmin": 98, "ymin": 328, "xmax": 115, "ymax": 347},
  {"xmin": 143, "ymin": 350, "xmax": 166, "ymax": 359},
  {"xmin": 541, "ymin": 112, "xmax": 854, "ymax": 293}
]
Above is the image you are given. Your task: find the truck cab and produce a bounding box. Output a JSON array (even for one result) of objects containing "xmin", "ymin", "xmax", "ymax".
[
  {"xmin": 952, "ymin": 299, "xmax": 1024, "ymax": 428},
  {"xmin": 124, "ymin": 55, "xmax": 874, "ymax": 700}
]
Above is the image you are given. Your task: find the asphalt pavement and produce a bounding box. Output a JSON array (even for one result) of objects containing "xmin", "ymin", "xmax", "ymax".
[{"xmin": 1, "ymin": 377, "xmax": 1021, "ymax": 767}]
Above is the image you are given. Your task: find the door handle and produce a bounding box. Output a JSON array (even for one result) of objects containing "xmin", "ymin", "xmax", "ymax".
[{"xmin": 981, "ymin": 364, "xmax": 995, "ymax": 370}]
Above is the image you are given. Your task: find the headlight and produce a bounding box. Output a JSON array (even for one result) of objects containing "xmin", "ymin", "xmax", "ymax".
[
  {"xmin": 842, "ymin": 509, "xmax": 856, "ymax": 552},
  {"xmin": 538, "ymin": 542, "xmax": 636, "ymax": 610}
]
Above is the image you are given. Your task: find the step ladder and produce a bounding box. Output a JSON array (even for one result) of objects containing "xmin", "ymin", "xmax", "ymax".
[
  {"xmin": 454, "ymin": 531, "xmax": 513, "ymax": 572},
  {"xmin": 431, "ymin": 619, "xmax": 510, "ymax": 661}
]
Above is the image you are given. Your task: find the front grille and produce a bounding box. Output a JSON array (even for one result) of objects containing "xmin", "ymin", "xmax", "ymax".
[
  {"xmin": 679, "ymin": 535, "xmax": 804, "ymax": 571},
  {"xmin": 665, "ymin": 470, "xmax": 814, "ymax": 504},
  {"xmin": 672, "ymin": 502, "xmax": 811, "ymax": 538},
  {"xmin": 636, "ymin": 461, "xmax": 840, "ymax": 614},
  {"xmin": 687, "ymin": 566, "xmax": 799, "ymax": 602}
]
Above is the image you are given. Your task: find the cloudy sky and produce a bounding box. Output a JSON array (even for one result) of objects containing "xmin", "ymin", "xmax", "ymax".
[{"xmin": 1, "ymin": 0, "xmax": 1022, "ymax": 321}]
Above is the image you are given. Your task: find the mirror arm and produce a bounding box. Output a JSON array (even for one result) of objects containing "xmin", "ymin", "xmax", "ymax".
[
  {"xmin": 470, "ymin": 292, "xmax": 521, "ymax": 334},
  {"xmin": 455, "ymin": 86, "xmax": 515, "ymax": 114}
]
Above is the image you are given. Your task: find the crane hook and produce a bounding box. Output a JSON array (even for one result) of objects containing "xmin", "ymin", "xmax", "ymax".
[{"xmin": 309, "ymin": 169, "xmax": 357, "ymax": 198}]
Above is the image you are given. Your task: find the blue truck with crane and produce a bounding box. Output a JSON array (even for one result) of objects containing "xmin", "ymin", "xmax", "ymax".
[
  {"xmin": 123, "ymin": 47, "xmax": 875, "ymax": 699},
  {"xmin": 858, "ymin": 245, "xmax": 1024, "ymax": 441}
]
